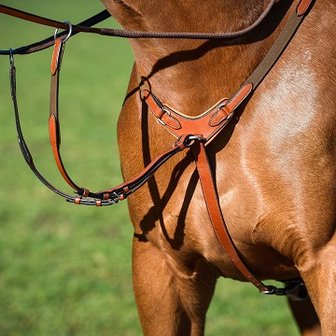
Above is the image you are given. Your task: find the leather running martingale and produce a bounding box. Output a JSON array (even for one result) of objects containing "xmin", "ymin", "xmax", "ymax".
[{"xmin": 2, "ymin": 0, "xmax": 313, "ymax": 295}]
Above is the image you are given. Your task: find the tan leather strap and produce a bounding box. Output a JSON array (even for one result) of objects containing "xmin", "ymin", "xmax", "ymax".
[
  {"xmin": 191, "ymin": 139, "xmax": 308, "ymax": 297},
  {"xmin": 246, "ymin": 0, "xmax": 313, "ymax": 89},
  {"xmin": 142, "ymin": 83, "xmax": 252, "ymax": 142},
  {"xmin": 49, "ymin": 37, "xmax": 81, "ymax": 191},
  {"xmin": 192, "ymin": 141, "xmax": 270, "ymax": 292}
]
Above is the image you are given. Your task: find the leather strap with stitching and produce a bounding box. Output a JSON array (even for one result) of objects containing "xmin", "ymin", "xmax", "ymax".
[
  {"xmin": 49, "ymin": 38, "xmax": 81, "ymax": 191},
  {"xmin": 192, "ymin": 141, "xmax": 270, "ymax": 292}
]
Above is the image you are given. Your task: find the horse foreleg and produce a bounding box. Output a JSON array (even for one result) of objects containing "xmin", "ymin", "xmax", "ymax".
[
  {"xmin": 300, "ymin": 235, "xmax": 336, "ymax": 336},
  {"xmin": 132, "ymin": 238, "xmax": 218, "ymax": 336},
  {"xmin": 287, "ymin": 296, "xmax": 321, "ymax": 336}
]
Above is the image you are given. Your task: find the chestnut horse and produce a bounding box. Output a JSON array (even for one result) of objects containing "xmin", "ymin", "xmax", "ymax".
[
  {"xmin": 0, "ymin": 0, "xmax": 334, "ymax": 334},
  {"xmin": 100, "ymin": 0, "xmax": 336, "ymax": 335}
]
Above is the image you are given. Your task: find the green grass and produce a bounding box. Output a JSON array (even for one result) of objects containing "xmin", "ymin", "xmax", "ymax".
[{"xmin": 0, "ymin": 1, "xmax": 299, "ymax": 335}]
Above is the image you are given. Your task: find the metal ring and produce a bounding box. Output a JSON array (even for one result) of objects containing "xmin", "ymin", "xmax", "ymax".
[
  {"xmin": 183, "ymin": 134, "xmax": 205, "ymax": 147},
  {"xmin": 54, "ymin": 21, "xmax": 73, "ymax": 43},
  {"xmin": 186, "ymin": 135, "xmax": 205, "ymax": 142}
]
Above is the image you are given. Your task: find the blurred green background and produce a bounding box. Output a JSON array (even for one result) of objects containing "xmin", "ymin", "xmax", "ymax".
[{"xmin": 0, "ymin": 1, "xmax": 299, "ymax": 335}]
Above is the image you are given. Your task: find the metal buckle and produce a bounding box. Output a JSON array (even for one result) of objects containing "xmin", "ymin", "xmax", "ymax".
[
  {"xmin": 157, "ymin": 106, "xmax": 171, "ymax": 126},
  {"xmin": 261, "ymin": 285, "xmax": 286, "ymax": 296},
  {"xmin": 261, "ymin": 280, "xmax": 307, "ymax": 300}
]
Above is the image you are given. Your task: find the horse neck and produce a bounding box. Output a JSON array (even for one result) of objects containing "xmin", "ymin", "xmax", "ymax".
[{"xmin": 105, "ymin": 0, "xmax": 293, "ymax": 114}]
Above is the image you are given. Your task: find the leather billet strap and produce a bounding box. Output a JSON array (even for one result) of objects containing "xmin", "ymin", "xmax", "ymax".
[
  {"xmin": 191, "ymin": 140, "xmax": 309, "ymax": 296},
  {"xmin": 192, "ymin": 141, "xmax": 270, "ymax": 293},
  {"xmin": 49, "ymin": 37, "xmax": 81, "ymax": 191}
]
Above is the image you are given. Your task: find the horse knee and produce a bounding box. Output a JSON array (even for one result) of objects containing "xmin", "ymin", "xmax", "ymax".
[{"xmin": 132, "ymin": 239, "xmax": 218, "ymax": 336}]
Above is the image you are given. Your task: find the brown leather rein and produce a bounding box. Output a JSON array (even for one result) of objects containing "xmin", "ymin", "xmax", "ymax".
[{"xmin": 2, "ymin": 0, "xmax": 313, "ymax": 296}]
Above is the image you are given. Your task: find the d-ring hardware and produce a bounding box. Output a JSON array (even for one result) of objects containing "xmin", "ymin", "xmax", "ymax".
[
  {"xmin": 183, "ymin": 134, "xmax": 205, "ymax": 147},
  {"xmin": 54, "ymin": 21, "xmax": 73, "ymax": 42}
]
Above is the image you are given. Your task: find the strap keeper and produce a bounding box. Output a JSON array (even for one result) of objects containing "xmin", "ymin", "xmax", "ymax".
[
  {"xmin": 74, "ymin": 196, "xmax": 82, "ymax": 205},
  {"xmin": 50, "ymin": 38, "xmax": 63, "ymax": 76},
  {"xmin": 82, "ymin": 188, "xmax": 90, "ymax": 197},
  {"xmin": 139, "ymin": 77, "xmax": 151, "ymax": 100},
  {"xmin": 77, "ymin": 188, "xmax": 90, "ymax": 197}
]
